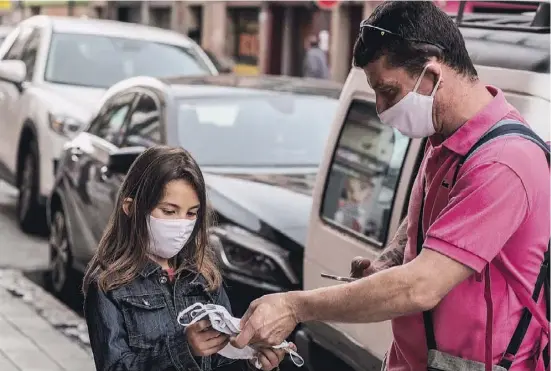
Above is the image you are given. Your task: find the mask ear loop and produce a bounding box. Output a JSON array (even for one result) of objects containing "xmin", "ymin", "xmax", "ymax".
[
  {"xmin": 272, "ymin": 342, "xmax": 305, "ymax": 367},
  {"xmin": 413, "ymin": 64, "xmax": 442, "ymax": 97}
]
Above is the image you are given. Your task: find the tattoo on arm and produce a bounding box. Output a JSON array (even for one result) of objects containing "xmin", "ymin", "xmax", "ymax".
[{"xmin": 373, "ymin": 219, "xmax": 408, "ymax": 271}]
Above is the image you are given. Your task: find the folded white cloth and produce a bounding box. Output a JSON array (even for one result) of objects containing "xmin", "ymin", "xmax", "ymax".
[{"xmin": 177, "ymin": 303, "xmax": 304, "ymax": 369}]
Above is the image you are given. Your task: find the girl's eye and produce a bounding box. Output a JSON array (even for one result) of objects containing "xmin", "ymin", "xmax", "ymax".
[
  {"xmin": 162, "ymin": 209, "xmax": 176, "ymax": 215},
  {"xmin": 187, "ymin": 211, "xmax": 198, "ymax": 218}
]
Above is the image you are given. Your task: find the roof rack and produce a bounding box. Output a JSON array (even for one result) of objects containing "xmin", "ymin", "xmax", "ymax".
[{"xmin": 454, "ymin": 1, "xmax": 550, "ymax": 33}]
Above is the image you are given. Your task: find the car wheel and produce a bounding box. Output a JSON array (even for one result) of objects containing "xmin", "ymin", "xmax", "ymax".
[
  {"xmin": 17, "ymin": 140, "xmax": 47, "ymax": 234},
  {"xmin": 45, "ymin": 209, "xmax": 77, "ymax": 298}
]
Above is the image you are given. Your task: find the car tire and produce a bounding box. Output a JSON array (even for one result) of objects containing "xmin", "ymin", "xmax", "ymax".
[
  {"xmin": 17, "ymin": 140, "xmax": 47, "ymax": 235},
  {"xmin": 45, "ymin": 208, "xmax": 78, "ymax": 299}
]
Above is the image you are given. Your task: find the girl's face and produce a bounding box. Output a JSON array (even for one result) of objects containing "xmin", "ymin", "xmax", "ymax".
[{"xmin": 151, "ymin": 179, "xmax": 200, "ymax": 221}]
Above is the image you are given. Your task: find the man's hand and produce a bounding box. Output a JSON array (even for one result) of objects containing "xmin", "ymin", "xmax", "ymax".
[
  {"xmin": 186, "ymin": 320, "xmax": 229, "ymax": 356},
  {"xmin": 232, "ymin": 293, "xmax": 299, "ymax": 349},
  {"xmin": 350, "ymin": 256, "xmax": 379, "ymax": 278},
  {"xmin": 253, "ymin": 344, "xmax": 295, "ymax": 371}
]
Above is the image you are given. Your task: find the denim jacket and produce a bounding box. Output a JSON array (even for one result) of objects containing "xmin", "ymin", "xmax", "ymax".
[{"xmin": 84, "ymin": 261, "xmax": 246, "ymax": 371}]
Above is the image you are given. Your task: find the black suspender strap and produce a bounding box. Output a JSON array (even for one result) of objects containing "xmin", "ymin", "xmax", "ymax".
[
  {"xmin": 417, "ymin": 178, "xmax": 437, "ymax": 351},
  {"xmin": 453, "ymin": 122, "xmax": 551, "ymax": 185},
  {"xmin": 498, "ymin": 245, "xmax": 549, "ymax": 369},
  {"xmin": 448, "ymin": 120, "xmax": 550, "ymax": 370},
  {"xmin": 421, "ymin": 120, "xmax": 550, "ymax": 366}
]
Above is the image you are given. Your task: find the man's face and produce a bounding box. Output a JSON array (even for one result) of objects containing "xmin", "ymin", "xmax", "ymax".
[{"xmin": 363, "ymin": 56, "xmax": 444, "ymax": 131}]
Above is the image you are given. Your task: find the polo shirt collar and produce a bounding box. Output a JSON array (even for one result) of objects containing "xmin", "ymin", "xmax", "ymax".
[{"xmin": 429, "ymin": 86, "xmax": 511, "ymax": 156}]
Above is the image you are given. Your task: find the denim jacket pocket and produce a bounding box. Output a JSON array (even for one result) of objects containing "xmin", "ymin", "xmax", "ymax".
[{"xmin": 120, "ymin": 293, "xmax": 169, "ymax": 349}]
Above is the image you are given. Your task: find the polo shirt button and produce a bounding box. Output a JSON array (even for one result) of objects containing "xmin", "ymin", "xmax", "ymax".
[{"xmin": 159, "ymin": 276, "xmax": 168, "ymax": 284}]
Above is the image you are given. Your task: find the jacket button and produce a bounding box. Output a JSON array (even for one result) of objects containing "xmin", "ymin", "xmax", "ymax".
[{"xmin": 159, "ymin": 276, "xmax": 168, "ymax": 284}]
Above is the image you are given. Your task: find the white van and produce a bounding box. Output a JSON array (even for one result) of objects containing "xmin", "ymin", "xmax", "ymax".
[{"xmin": 296, "ymin": 10, "xmax": 550, "ymax": 371}]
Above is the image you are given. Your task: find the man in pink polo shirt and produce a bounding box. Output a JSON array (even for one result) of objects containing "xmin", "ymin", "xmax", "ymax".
[{"xmin": 231, "ymin": 2, "xmax": 550, "ymax": 370}]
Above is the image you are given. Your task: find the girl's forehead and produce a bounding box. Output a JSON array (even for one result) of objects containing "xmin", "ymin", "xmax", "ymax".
[{"xmin": 160, "ymin": 180, "xmax": 199, "ymax": 205}]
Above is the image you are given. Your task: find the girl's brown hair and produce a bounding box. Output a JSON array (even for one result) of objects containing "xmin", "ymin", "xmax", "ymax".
[{"xmin": 83, "ymin": 146, "xmax": 221, "ymax": 294}]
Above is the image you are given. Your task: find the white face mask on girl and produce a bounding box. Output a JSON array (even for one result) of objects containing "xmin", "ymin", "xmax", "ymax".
[
  {"xmin": 147, "ymin": 215, "xmax": 196, "ymax": 259},
  {"xmin": 378, "ymin": 64, "xmax": 442, "ymax": 139}
]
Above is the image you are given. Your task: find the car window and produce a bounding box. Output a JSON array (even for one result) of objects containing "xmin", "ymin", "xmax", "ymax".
[
  {"xmin": 44, "ymin": 32, "xmax": 211, "ymax": 89},
  {"xmin": 88, "ymin": 93, "xmax": 135, "ymax": 145},
  {"xmin": 121, "ymin": 94, "xmax": 161, "ymax": 148},
  {"xmin": 20, "ymin": 28, "xmax": 42, "ymax": 81},
  {"xmin": 3, "ymin": 27, "xmax": 34, "ymax": 61},
  {"xmin": 321, "ymin": 100, "xmax": 411, "ymax": 245},
  {"xmin": 176, "ymin": 95, "xmax": 338, "ymax": 166}
]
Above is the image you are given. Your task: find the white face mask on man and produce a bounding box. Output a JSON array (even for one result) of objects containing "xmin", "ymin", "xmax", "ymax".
[
  {"xmin": 378, "ymin": 64, "xmax": 442, "ymax": 138},
  {"xmin": 147, "ymin": 215, "xmax": 196, "ymax": 259}
]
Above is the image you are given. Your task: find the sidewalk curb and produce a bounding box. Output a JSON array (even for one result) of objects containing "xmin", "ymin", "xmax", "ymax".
[{"xmin": 0, "ymin": 269, "xmax": 91, "ymax": 355}]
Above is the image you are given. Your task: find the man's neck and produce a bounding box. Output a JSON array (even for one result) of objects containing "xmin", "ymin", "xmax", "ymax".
[{"xmin": 441, "ymin": 80, "xmax": 494, "ymax": 137}]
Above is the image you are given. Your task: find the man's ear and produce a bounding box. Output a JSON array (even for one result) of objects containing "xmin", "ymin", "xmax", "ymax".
[
  {"xmin": 425, "ymin": 62, "xmax": 443, "ymax": 89},
  {"xmin": 122, "ymin": 198, "xmax": 133, "ymax": 216}
]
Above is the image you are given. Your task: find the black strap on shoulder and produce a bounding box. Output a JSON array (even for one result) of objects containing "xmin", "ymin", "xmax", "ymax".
[
  {"xmin": 448, "ymin": 120, "xmax": 549, "ymax": 370},
  {"xmin": 452, "ymin": 122, "xmax": 550, "ymax": 185},
  {"xmin": 420, "ymin": 121, "xmax": 550, "ymax": 365},
  {"xmin": 417, "ymin": 178, "xmax": 437, "ymax": 350}
]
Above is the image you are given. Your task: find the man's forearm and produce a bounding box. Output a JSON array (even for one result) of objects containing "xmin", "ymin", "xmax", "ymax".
[
  {"xmin": 292, "ymin": 263, "xmax": 430, "ymax": 324},
  {"xmin": 372, "ymin": 218, "xmax": 408, "ymax": 271}
]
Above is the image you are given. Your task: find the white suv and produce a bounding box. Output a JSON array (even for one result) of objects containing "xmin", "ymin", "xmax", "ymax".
[{"xmin": 0, "ymin": 15, "xmax": 217, "ymax": 234}]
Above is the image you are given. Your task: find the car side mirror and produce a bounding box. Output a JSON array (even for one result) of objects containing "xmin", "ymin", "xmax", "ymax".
[
  {"xmin": 0, "ymin": 60, "xmax": 26, "ymax": 88},
  {"xmin": 107, "ymin": 146, "xmax": 145, "ymax": 175}
]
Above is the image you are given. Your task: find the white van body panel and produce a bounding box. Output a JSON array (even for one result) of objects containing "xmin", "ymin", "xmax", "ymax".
[{"xmin": 304, "ymin": 64, "xmax": 550, "ymax": 364}]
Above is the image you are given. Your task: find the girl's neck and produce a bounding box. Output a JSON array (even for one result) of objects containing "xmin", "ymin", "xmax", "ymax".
[{"xmin": 149, "ymin": 255, "xmax": 171, "ymax": 271}]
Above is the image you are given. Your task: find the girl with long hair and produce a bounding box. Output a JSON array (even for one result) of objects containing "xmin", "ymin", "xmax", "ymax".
[{"xmin": 83, "ymin": 146, "xmax": 286, "ymax": 371}]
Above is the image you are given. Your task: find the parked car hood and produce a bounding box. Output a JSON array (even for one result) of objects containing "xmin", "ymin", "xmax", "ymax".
[
  {"xmin": 203, "ymin": 169, "xmax": 317, "ymax": 246},
  {"xmin": 35, "ymin": 82, "xmax": 106, "ymax": 123}
]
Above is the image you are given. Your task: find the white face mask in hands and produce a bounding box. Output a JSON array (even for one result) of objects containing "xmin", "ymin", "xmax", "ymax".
[
  {"xmin": 147, "ymin": 216, "xmax": 196, "ymax": 259},
  {"xmin": 378, "ymin": 64, "xmax": 442, "ymax": 139},
  {"xmin": 178, "ymin": 303, "xmax": 305, "ymax": 369}
]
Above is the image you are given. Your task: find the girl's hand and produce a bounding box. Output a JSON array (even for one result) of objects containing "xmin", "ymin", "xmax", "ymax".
[
  {"xmin": 253, "ymin": 343, "xmax": 296, "ymax": 371},
  {"xmin": 186, "ymin": 320, "xmax": 229, "ymax": 356}
]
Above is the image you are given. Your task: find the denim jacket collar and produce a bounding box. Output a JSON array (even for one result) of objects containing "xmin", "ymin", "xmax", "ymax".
[
  {"xmin": 138, "ymin": 261, "xmax": 210, "ymax": 293},
  {"xmin": 139, "ymin": 260, "xmax": 162, "ymax": 278}
]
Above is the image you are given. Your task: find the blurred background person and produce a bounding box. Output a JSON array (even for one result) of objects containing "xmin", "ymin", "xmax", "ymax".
[{"xmin": 302, "ymin": 34, "xmax": 329, "ymax": 79}]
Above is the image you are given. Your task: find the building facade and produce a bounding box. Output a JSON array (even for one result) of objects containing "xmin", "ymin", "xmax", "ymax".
[
  {"xmin": 2, "ymin": 1, "xmax": 534, "ymax": 81},
  {"xmin": 89, "ymin": 1, "xmax": 383, "ymax": 82}
]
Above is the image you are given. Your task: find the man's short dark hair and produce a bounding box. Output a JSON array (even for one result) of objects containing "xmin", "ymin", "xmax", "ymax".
[{"xmin": 353, "ymin": 1, "xmax": 477, "ymax": 78}]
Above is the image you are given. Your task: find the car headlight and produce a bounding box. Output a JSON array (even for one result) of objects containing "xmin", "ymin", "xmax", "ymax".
[
  {"xmin": 49, "ymin": 113, "xmax": 83, "ymax": 137},
  {"xmin": 210, "ymin": 224, "xmax": 298, "ymax": 287}
]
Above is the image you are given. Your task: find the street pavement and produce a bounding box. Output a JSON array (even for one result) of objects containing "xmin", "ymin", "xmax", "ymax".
[
  {"xmin": 0, "ymin": 181, "xmax": 48, "ymax": 271},
  {"xmin": 0, "ymin": 181, "xmax": 95, "ymax": 371}
]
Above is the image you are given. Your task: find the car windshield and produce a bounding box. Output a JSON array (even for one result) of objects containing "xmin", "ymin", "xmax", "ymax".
[
  {"xmin": 45, "ymin": 33, "xmax": 211, "ymax": 88},
  {"xmin": 177, "ymin": 95, "xmax": 338, "ymax": 167}
]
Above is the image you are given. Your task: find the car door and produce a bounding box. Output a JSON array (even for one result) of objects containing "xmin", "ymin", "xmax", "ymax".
[
  {"xmin": 0, "ymin": 25, "xmax": 36, "ymax": 179},
  {"xmin": 86, "ymin": 93, "xmax": 138, "ymax": 249},
  {"xmin": 89, "ymin": 91, "xmax": 162, "ymax": 239},
  {"xmin": 303, "ymin": 97, "xmax": 423, "ymax": 368},
  {"xmin": 67, "ymin": 92, "xmax": 137, "ymax": 266}
]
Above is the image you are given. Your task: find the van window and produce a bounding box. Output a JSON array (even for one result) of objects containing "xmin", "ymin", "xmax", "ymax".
[{"xmin": 321, "ymin": 100, "xmax": 410, "ymax": 245}]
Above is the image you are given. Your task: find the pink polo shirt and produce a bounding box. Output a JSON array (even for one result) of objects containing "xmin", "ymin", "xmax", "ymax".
[{"xmin": 386, "ymin": 86, "xmax": 550, "ymax": 371}]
